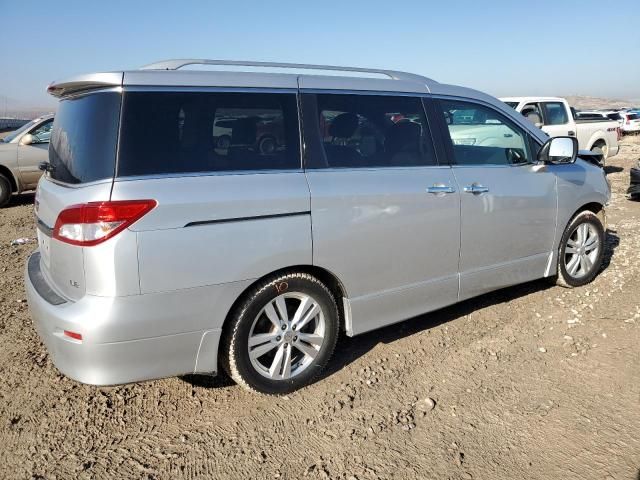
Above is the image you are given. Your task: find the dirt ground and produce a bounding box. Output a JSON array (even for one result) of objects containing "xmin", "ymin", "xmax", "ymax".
[{"xmin": 0, "ymin": 138, "xmax": 639, "ymax": 480}]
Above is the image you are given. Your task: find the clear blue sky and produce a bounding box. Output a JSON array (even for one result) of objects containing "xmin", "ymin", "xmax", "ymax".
[{"xmin": 1, "ymin": 0, "xmax": 639, "ymax": 108}]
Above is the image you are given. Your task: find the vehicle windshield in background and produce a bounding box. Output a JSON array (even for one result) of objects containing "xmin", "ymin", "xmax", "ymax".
[
  {"xmin": 48, "ymin": 92, "xmax": 121, "ymax": 184},
  {"xmin": 628, "ymin": 113, "xmax": 640, "ymax": 120},
  {"xmin": 504, "ymin": 102, "xmax": 519, "ymax": 109},
  {"xmin": 1, "ymin": 118, "xmax": 38, "ymax": 143}
]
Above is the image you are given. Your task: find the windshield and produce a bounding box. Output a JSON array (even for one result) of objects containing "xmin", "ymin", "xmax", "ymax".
[
  {"xmin": 1, "ymin": 119, "xmax": 38, "ymax": 143},
  {"xmin": 628, "ymin": 113, "xmax": 640, "ymax": 120},
  {"xmin": 49, "ymin": 92, "xmax": 121, "ymax": 184},
  {"xmin": 504, "ymin": 102, "xmax": 519, "ymax": 109}
]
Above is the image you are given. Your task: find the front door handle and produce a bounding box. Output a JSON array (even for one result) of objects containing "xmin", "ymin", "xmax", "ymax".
[
  {"xmin": 568, "ymin": 131, "xmax": 576, "ymax": 137},
  {"xmin": 463, "ymin": 183, "xmax": 490, "ymax": 194},
  {"xmin": 427, "ymin": 184, "xmax": 456, "ymax": 194}
]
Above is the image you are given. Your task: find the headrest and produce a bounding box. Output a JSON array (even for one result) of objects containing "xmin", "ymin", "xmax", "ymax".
[
  {"xmin": 386, "ymin": 120, "xmax": 421, "ymax": 153},
  {"xmin": 329, "ymin": 112, "xmax": 359, "ymax": 139}
]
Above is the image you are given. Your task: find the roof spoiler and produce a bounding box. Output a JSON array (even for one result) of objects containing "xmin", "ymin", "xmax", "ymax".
[{"xmin": 47, "ymin": 72, "xmax": 123, "ymax": 98}]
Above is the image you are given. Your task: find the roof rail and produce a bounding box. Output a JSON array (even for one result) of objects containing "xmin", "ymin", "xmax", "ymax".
[{"xmin": 140, "ymin": 59, "xmax": 435, "ymax": 84}]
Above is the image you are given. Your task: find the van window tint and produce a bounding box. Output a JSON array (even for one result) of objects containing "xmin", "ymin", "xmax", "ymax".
[
  {"xmin": 314, "ymin": 94, "xmax": 436, "ymax": 168},
  {"xmin": 439, "ymin": 99, "xmax": 531, "ymax": 166},
  {"xmin": 49, "ymin": 92, "xmax": 121, "ymax": 184},
  {"xmin": 542, "ymin": 102, "xmax": 569, "ymax": 125},
  {"xmin": 117, "ymin": 91, "xmax": 300, "ymax": 177}
]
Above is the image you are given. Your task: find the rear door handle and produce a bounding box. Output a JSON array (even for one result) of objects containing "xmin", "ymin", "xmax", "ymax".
[
  {"xmin": 426, "ymin": 184, "xmax": 456, "ymax": 194},
  {"xmin": 463, "ymin": 184, "xmax": 490, "ymax": 194}
]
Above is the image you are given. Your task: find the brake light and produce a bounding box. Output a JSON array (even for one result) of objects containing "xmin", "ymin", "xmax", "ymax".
[
  {"xmin": 64, "ymin": 330, "xmax": 82, "ymax": 341},
  {"xmin": 53, "ymin": 200, "xmax": 157, "ymax": 246}
]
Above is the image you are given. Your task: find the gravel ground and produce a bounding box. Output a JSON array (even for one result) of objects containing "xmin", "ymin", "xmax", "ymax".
[{"xmin": 0, "ymin": 138, "xmax": 639, "ymax": 480}]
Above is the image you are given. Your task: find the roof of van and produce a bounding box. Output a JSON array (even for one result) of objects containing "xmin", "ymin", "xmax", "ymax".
[
  {"xmin": 46, "ymin": 58, "xmax": 486, "ymax": 100},
  {"xmin": 46, "ymin": 59, "xmax": 549, "ymax": 145}
]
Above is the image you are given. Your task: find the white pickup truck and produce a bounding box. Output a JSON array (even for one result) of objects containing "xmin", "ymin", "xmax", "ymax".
[{"xmin": 500, "ymin": 97, "xmax": 620, "ymax": 160}]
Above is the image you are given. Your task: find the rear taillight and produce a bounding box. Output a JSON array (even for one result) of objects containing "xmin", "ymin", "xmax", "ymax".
[{"xmin": 53, "ymin": 200, "xmax": 157, "ymax": 246}]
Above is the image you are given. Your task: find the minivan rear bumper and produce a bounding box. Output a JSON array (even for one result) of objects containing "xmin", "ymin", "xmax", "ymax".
[{"xmin": 25, "ymin": 251, "xmax": 220, "ymax": 386}]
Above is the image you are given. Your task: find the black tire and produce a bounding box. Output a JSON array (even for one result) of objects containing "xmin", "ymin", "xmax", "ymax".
[
  {"xmin": 0, "ymin": 175, "xmax": 11, "ymax": 208},
  {"xmin": 591, "ymin": 142, "xmax": 607, "ymax": 167},
  {"xmin": 220, "ymin": 272, "xmax": 339, "ymax": 395},
  {"xmin": 555, "ymin": 210, "xmax": 605, "ymax": 288}
]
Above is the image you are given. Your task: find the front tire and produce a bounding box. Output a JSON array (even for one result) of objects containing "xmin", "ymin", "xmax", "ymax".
[
  {"xmin": 0, "ymin": 175, "xmax": 12, "ymax": 208},
  {"xmin": 555, "ymin": 210, "xmax": 605, "ymax": 288},
  {"xmin": 221, "ymin": 272, "xmax": 339, "ymax": 395}
]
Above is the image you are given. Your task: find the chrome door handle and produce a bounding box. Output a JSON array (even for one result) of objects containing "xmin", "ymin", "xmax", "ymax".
[
  {"xmin": 463, "ymin": 184, "xmax": 490, "ymax": 194},
  {"xmin": 426, "ymin": 185, "xmax": 456, "ymax": 194}
]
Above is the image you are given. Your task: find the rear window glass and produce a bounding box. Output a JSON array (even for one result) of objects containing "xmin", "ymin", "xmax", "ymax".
[
  {"xmin": 117, "ymin": 91, "xmax": 300, "ymax": 177},
  {"xmin": 49, "ymin": 92, "xmax": 121, "ymax": 184}
]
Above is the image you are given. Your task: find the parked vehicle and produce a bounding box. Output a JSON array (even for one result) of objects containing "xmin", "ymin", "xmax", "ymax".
[
  {"xmin": 629, "ymin": 161, "xmax": 640, "ymax": 199},
  {"xmin": 501, "ymin": 97, "xmax": 620, "ymax": 161},
  {"xmin": 26, "ymin": 60, "xmax": 610, "ymax": 395},
  {"xmin": 619, "ymin": 111, "xmax": 640, "ymax": 134},
  {"xmin": 0, "ymin": 114, "xmax": 54, "ymax": 207},
  {"xmin": 600, "ymin": 110, "xmax": 625, "ymax": 127}
]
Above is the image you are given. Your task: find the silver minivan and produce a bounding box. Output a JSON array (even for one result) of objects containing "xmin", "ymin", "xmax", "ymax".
[{"xmin": 25, "ymin": 60, "xmax": 610, "ymax": 394}]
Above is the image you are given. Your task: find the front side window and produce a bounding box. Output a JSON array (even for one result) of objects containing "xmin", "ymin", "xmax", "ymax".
[
  {"xmin": 30, "ymin": 119, "xmax": 53, "ymax": 143},
  {"xmin": 542, "ymin": 102, "xmax": 569, "ymax": 125},
  {"xmin": 314, "ymin": 94, "xmax": 436, "ymax": 168},
  {"xmin": 439, "ymin": 99, "xmax": 531, "ymax": 166},
  {"xmin": 117, "ymin": 91, "xmax": 300, "ymax": 177}
]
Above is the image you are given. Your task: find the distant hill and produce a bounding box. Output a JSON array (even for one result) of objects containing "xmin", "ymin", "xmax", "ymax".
[{"xmin": 565, "ymin": 96, "xmax": 637, "ymax": 110}]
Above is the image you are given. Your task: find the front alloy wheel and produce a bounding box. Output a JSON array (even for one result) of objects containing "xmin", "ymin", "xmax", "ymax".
[{"xmin": 556, "ymin": 210, "xmax": 605, "ymax": 287}]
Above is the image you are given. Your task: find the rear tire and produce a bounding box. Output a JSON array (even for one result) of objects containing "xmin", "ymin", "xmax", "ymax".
[
  {"xmin": 591, "ymin": 142, "xmax": 608, "ymax": 166},
  {"xmin": 554, "ymin": 210, "xmax": 605, "ymax": 288},
  {"xmin": 0, "ymin": 175, "xmax": 12, "ymax": 208},
  {"xmin": 220, "ymin": 272, "xmax": 339, "ymax": 395}
]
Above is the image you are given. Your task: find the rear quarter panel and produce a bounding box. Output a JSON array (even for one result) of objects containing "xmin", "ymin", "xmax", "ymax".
[{"xmin": 110, "ymin": 172, "xmax": 312, "ymax": 294}]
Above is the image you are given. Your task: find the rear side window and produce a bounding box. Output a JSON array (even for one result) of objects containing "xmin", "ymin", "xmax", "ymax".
[
  {"xmin": 49, "ymin": 92, "xmax": 121, "ymax": 184},
  {"xmin": 313, "ymin": 94, "xmax": 436, "ymax": 168},
  {"xmin": 542, "ymin": 102, "xmax": 569, "ymax": 125},
  {"xmin": 438, "ymin": 99, "xmax": 531, "ymax": 166},
  {"xmin": 117, "ymin": 91, "xmax": 300, "ymax": 177}
]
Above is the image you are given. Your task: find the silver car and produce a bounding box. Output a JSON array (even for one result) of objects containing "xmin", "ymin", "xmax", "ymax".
[
  {"xmin": 25, "ymin": 60, "xmax": 610, "ymax": 394},
  {"xmin": 0, "ymin": 114, "xmax": 54, "ymax": 207}
]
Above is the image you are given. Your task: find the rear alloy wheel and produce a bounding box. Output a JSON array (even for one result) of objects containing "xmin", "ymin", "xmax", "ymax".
[
  {"xmin": 556, "ymin": 210, "xmax": 605, "ymax": 287},
  {"xmin": 221, "ymin": 272, "xmax": 339, "ymax": 395},
  {"xmin": 0, "ymin": 175, "xmax": 12, "ymax": 208}
]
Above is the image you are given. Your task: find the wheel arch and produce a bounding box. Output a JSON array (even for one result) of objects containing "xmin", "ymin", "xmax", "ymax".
[
  {"xmin": 587, "ymin": 135, "xmax": 607, "ymax": 151},
  {"xmin": 571, "ymin": 201, "xmax": 606, "ymax": 226},
  {"xmin": 0, "ymin": 164, "xmax": 18, "ymax": 192},
  {"xmin": 220, "ymin": 264, "xmax": 349, "ymax": 338}
]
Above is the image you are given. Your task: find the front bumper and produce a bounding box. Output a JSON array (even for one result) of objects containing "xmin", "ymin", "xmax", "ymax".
[
  {"xmin": 628, "ymin": 167, "xmax": 640, "ymax": 197},
  {"xmin": 25, "ymin": 251, "xmax": 221, "ymax": 386}
]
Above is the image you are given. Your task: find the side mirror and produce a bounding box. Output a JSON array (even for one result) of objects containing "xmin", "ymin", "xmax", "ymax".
[
  {"xmin": 20, "ymin": 134, "xmax": 34, "ymax": 146},
  {"xmin": 537, "ymin": 136, "xmax": 578, "ymax": 164}
]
